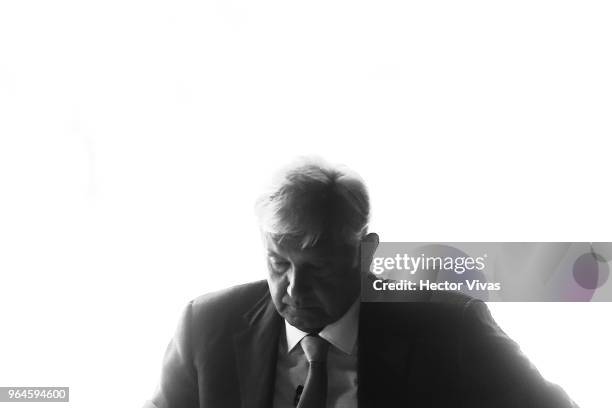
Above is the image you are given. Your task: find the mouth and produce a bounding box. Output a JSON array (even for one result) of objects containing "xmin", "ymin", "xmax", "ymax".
[{"xmin": 284, "ymin": 304, "xmax": 321, "ymax": 312}]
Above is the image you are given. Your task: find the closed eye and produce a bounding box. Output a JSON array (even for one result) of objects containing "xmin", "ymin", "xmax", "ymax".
[{"xmin": 268, "ymin": 256, "xmax": 290, "ymax": 272}]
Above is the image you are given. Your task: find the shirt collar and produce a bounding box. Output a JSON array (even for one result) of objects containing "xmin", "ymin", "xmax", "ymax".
[{"xmin": 284, "ymin": 298, "xmax": 360, "ymax": 356}]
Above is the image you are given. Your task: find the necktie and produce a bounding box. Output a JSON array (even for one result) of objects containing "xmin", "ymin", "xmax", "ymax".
[{"xmin": 297, "ymin": 334, "xmax": 330, "ymax": 408}]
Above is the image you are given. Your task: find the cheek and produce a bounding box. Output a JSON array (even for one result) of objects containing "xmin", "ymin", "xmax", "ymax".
[
  {"xmin": 267, "ymin": 274, "xmax": 288, "ymax": 300},
  {"xmin": 311, "ymin": 281, "xmax": 345, "ymax": 308}
]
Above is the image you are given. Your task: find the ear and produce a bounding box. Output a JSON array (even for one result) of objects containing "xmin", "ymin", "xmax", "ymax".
[{"xmin": 359, "ymin": 232, "xmax": 379, "ymax": 272}]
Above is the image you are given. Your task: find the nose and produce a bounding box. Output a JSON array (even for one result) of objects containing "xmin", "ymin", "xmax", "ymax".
[{"xmin": 286, "ymin": 265, "xmax": 309, "ymax": 303}]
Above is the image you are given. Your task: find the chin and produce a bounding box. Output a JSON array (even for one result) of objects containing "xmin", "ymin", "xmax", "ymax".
[
  {"xmin": 292, "ymin": 322, "xmax": 322, "ymax": 333},
  {"xmin": 285, "ymin": 313, "xmax": 327, "ymax": 332}
]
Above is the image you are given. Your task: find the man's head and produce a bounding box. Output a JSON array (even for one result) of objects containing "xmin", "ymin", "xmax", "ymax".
[{"xmin": 255, "ymin": 157, "xmax": 378, "ymax": 332}]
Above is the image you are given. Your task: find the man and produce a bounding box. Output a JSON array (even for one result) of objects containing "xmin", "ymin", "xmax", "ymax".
[{"xmin": 146, "ymin": 158, "xmax": 578, "ymax": 408}]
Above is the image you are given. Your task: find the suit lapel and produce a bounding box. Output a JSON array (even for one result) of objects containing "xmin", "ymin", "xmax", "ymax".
[{"xmin": 233, "ymin": 291, "xmax": 282, "ymax": 408}]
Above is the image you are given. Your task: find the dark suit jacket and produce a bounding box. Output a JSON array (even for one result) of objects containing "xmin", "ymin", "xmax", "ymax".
[{"xmin": 146, "ymin": 280, "xmax": 578, "ymax": 408}]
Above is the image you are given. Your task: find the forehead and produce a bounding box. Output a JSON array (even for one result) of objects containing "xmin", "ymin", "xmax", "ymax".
[{"xmin": 264, "ymin": 234, "xmax": 356, "ymax": 260}]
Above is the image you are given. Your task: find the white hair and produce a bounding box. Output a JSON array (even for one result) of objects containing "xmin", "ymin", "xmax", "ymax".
[{"xmin": 255, "ymin": 157, "xmax": 370, "ymax": 248}]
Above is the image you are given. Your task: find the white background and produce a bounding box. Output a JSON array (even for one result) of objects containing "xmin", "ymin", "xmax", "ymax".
[{"xmin": 1, "ymin": 1, "xmax": 610, "ymax": 407}]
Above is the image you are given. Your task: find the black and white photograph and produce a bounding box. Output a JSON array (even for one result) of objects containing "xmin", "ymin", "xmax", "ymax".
[{"xmin": 0, "ymin": 1, "xmax": 610, "ymax": 407}]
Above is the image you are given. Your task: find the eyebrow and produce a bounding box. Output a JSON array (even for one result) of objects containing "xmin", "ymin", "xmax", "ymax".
[{"xmin": 267, "ymin": 250, "xmax": 332, "ymax": 264}]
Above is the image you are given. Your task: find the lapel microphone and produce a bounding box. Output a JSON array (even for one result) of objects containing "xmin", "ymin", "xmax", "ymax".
[{"xmin": 293, "ymin": 385, "xmax": 304, "ymax": 406}]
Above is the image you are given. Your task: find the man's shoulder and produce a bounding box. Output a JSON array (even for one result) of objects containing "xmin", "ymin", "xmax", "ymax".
[
  {"xmin": 192, "ymin": 279, "xmax": 269, "ymax": 306},
  {"xmin": 190, "ymin": 279, "xmax": 269, "ymax": 316},
  {"xmin": 361, "ymin": 289, "xmax": 484, "ymax": 338},
  {"xmin": 184, "ymin": 280, "xmax": 271, "ymax": 335}
]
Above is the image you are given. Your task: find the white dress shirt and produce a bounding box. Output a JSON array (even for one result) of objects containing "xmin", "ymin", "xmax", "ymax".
[{"xmin": 272, "ymin": 299, "xmax": 360, "ymax": 408}]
